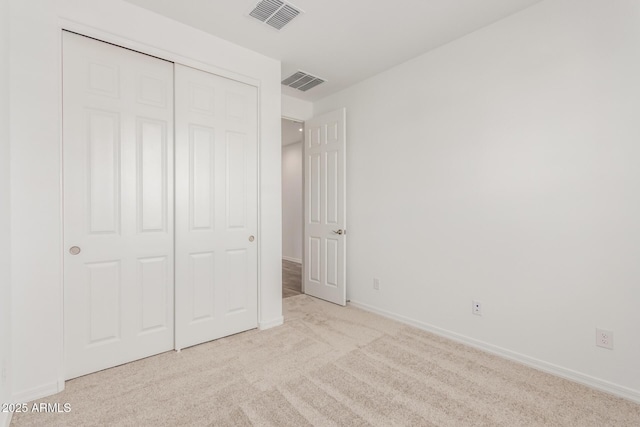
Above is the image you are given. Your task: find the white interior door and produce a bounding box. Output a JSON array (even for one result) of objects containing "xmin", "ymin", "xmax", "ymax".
[
  {"xmin": 63, "ymin": 32, "xmax": 174, "ymax": 379},
  {"xmin": 304, "ymin": 108, "xmax": 347, "ymax": 306},
  {"xmin": 174, "ymin": 64, "xmax": 258, "ymax": 350}
]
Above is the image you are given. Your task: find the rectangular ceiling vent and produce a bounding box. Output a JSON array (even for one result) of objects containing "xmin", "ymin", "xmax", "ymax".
[
  {"xmin": 282, "ymin": 71, "xmax": 326, "ymax": 92},
  {"xmin": 249, "ymin": 0, "xmax": 302, "ymax": 30}
]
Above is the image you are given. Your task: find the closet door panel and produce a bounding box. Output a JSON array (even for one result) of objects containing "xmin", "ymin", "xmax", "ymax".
[
  {"xmin": 63, "ymin": 32, "xmax": 174, "ymax": 379},
  {"xmin": 175, "ymin": 64, "xmax": 258, "ymax": 350}
]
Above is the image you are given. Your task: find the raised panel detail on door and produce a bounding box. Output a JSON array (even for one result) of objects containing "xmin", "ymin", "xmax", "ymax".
[
  {"xmin": 138, "ymin": 75, "xmax": 167, "ymax": 108},
  {"xmin": 309, "ymin": 153, "xmax": 321, "ymax": 224},
  {"xmin": 175, "ymin": 64, "xmax": 258, "ymax": 350},
  {"xmin": 309, "ymin": 127, "xmax": 321, "ymax": 148},
  {"xmin": 325, "ymin": 150, "xmax": 339, "ymax": 225},
  {"xmin": 227, "ymin": 132, "xmax": 246, "ymax": 229},
  {"xmin": 309, "ymin": 237, "xmax": 321, "ymax": 283},
  {"xmin": 88, "ymin": 63, "xmax": 119, "ymax": 97},
  {"xmin": 190, "ymin": 252, "xmax": 215, "ymax": 322},
  {"xmin": 190, "ymin": 126, "xmax": 216, "ymax": 231},
  {"xmin": 87, "ymin": 109, "xmax": 120, "ymax": 235},
  {"xmin": 326, "ymin": 239, "xmax": 339, "ymax": 287},
  {"xmin": 304, "ymin": 108, "xmax": 347, "ymax": 306},
  {"xmin": 190, "ymin": 83, "xmax": 214, "ymax": 115},
  {"xmin": 327, "ymin": 122, "xmax": 339, "ymax": 144},
  {"xmin": 87, "ymin": 261, "xmax": 121, "ymax": 345},
  {"xmin": 137, "ymin": 118, "xmax": 167, "ymax": 233},
  {"xmin": 64, "ymin": 31, "xmax": 174, "ymax": 380},
  {"xmin": 138, "ymin": 256, "xmax": 169, "ymax": 333},
  {"xmin": 226, "ymin": 249, "xmax": 248, "ymax": 314}
]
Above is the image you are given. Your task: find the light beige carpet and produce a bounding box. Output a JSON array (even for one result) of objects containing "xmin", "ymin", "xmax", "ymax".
[{"xmin": 11, "ymin": 295, "xmax": 640, "ymax": 426}]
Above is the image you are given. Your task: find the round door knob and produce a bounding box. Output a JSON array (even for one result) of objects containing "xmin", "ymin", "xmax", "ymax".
[
  {"xmin": 69, "ymin": 246, "xmax": 81, "ymax": 255},
  {"xmin": 248, "ymin": 235, "xmax": 255, "ymax": 242}
]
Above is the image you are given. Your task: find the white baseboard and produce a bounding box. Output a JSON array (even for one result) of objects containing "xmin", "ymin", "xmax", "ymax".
[
  {"xmin": 282, "ymin": 256, "xmax": 302, "ymax": 264},
  {"xmin": 2, "ymin": 380, "xmax": 63, "ymax": 426},
  {"xmin": 348, "ymin": 299, "xmax": 640, "ymax": 404},
  {"xmin": 1, "ymin": 411, "xmax": 11, "ymax": 427},
  {"xmin": 259, "ymin": 316, "xmax": 284, "ymax": 330},
  {"xmin": 12, "ymin": 380, "xmax": 62, "ymax": 404}
]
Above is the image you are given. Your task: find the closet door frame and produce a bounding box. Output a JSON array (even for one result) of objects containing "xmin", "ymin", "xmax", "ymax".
[{"xmin": 58, "ymin": 22, "xmax": 264, "ymax": 359}]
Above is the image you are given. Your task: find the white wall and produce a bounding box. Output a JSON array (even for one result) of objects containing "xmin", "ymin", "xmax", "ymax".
[
  {"xmin": 314, "ymin": 0, "xmax": 640, "ymax": 401},
  {"xmin": 9, "ymin": 0, "xmax": 282, "ymax": 402},
  {"xmin": 282, "ymin": 94, "xmax": 313, "ymax": 121},
  {"xmin": 282, "ymin": 142, "xmax": 303, "ymax": 263},
  {"xmin": 1, "ymin": 0, "xmax": 12, "ymax": 422}
]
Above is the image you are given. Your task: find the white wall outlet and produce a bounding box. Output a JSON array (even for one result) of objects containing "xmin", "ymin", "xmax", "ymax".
[
  {"xmin": 472, "ymin": 300, "xmax": 482, "ymax": 316},
  {"xmin": 596, "ymin": 328, "xmax": 613, "ymax": 349},
  {"xmin": 373, "ymin": 278, "xmax": 380, "ymax": 290}
]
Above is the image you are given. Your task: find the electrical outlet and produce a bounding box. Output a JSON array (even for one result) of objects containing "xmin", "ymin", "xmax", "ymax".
[
  {"xmin": 472, "ymin": 300, "xmax": 482, "ymax": 316},
  {"xmin": 596, "ymin": 328, "xmax": 613, "ymax": 349},
  {"xmin": 373, "ymin": 278, "xmax": 380, "ymax": 291}
]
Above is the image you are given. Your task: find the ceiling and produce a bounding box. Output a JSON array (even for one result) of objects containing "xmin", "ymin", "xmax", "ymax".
[
  {"xmin": 125, "ymin": 0, "xmax": 543, "ymax": 102},
  {"xmin": 281, "ymin": 118, "xmax": 303, "ymax": 146}
]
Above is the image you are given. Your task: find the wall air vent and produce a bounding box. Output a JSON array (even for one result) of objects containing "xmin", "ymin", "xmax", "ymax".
[
  {"xmin": 249, "ymin": 0, "xmax": 302, "ymax": 30},
  {"xmin": 281, "ymin": 71, "xmax": 326, "ymax": 92}
]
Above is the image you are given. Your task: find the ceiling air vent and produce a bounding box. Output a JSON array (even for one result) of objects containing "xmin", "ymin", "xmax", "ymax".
[
  {"xmin": 282, "ymin": 71, "xmax": 326, "ymax": 92},
  {"xmin": 249, "ymin": 0, "xmax": 302, "ymax": 30}
]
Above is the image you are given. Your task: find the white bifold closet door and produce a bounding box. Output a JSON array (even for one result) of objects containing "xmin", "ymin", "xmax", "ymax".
[
  {"xmin": 174, "ymin": 64, "xmax": 258, "ymax": 350},
  {"xmin": 63, "ymin": 32, "xmax": 259, "ymax": 378},
  {"xmin": 63, "ymin": 31, "xmax": 175, "ymax": 379}
]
